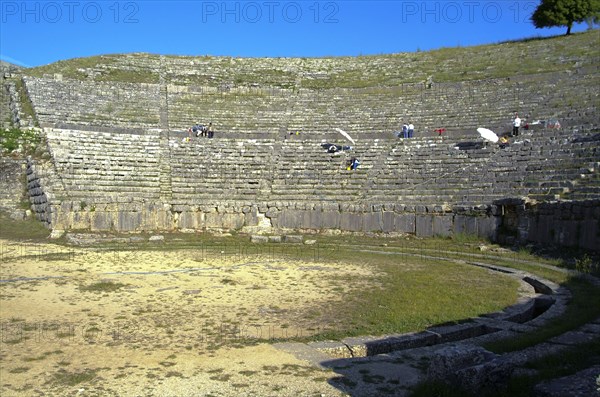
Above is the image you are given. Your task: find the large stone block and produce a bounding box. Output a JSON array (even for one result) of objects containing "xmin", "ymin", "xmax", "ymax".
[
  {"xmin": 320, "ymin": 211, "xmax": 340, "ymax": 229},
  {"xmin": 91, "ymin": 211, "xmax": 113, "ymax": 231},
  {"xmin": 71, "ymin": 210, "xmax": 91, "ymax": 230},
  {"xmin": 580, "ymin": 219, "xmax": 599, "ymax": 251},
  {"xmin": 416, "ymin": 214, "xmax": 433, "ymax": 237},
  {"xmin": 557, "ymin": 220, "xmax": 579, "ymax": 247},
  {"xmin": 53, "ymin": 208, "xmax": 70, "ymax": 230},
  {"xmin": 395, "ymin": 213, "xmax": 416, "ymax": 234},
  {"xmin": 117, "ymin": 211, "xmax": 142, "ymax": 232},
  {"xmin": 530, "ymin": 215, "xmax": 553, "ymax": 245},
  {"xmin": 205, "ymin": 212, "xmax": 244, "ymax": 230},
  {"xmin": 179, "ymin": 211, "xmax": 203, "ymax": 229},
  {"xmin": 454, "ymin": 215, "xmax": 478, "ymax": 236},
  {"xmin": 477, "ymin": 216, "xmax": 499, "ymax": 240},
  {"xmin": 156, "ymin": 210, "xmax": 174, "ymax": 230},
  {"xmin": 276, "ymin": 210, "xmax": 299, "ymax": 229},
  {"xmin": 307, "ymin": 211, "xmax": 323, "ymax": 229},
  {"xmin": 433, "ymin": 215, "xmax": 453, "ymax": 237},
  {"xmin": 382, "ymin": 211, "xmax": 395, "ymax": 232},
  {"xmin": 339, "ymin": 212, "xmax": 363, "ymax": 232},
  {"xmin": 362, "ymin": 212, "xmax": 382, "ymax": 232}
]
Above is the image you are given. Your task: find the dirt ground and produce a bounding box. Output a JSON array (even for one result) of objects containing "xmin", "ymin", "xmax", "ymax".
[{"xmin": 0, "ymin": 239, "xmax": 384, "ymax": 396}]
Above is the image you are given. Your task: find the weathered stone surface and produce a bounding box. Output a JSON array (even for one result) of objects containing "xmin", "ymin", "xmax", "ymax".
[
  {"xmin": 382, "ymin": 211, "xmax": 395, "ymax": 232},
  {"xmin": 205, "ymin": 212, "xmax": 244, "ymax": 230},
  {"xmin": 308, "ymin": 341, "xmax": 351, "ymax": 359},
  {"xmin": 339, "ymin": 212, "xmax": 363, "ymax": 232},
  {"xmin": 453, "ymin": 357, "xmax": 514, "ymax": 394},
  {"xmin": 283, "ymin": 235, "xmax": 303, "ymax": 243},
  {"xmin": 149, "ymin": 235, "xmax": 164, "ymax": 242},
  {"xmin": 432, "ymin": 215, "xmax": 453, "ymax": 237},
  {"xmin": 178, "ymin": 211, "xmax": 202, "ymax": 230},
  {"xmin": 395, "ymin": 213, "xmax": 416, "ymax": 233},
  {"xmin": 548, "ymin": 331, "xmax": 599, "ymax": 346},
  {"xmin": 362, "ymin": 212, "xmax": 382, "ymax": 232},
  {"xmin": 427, "ymin": 345, "xmax": 497, "ymax": 381},
  {"xmin": 533, "ymin": 365, "xmax": 600, "ymax": 397},
  {"xmin": 453, "ymin": 215, "xmax": 475, "ymax": 235},
  {"xmin": 320, "ymin": 211, "xmax": 340, "ymax": 229},
  {"xmin": 416, "ymin": 215, "xmax": 433, "ymax": 237},
  {"xmin": 251, "ymin": 235, "xmax": 269, "ymax": 243},
  {"xmin": 49, "ymin": 229, "xmax": 64, "ymax": 239},
  {"xmin": 117, "ymin": 211, "xmax": 142, "ymax": 232}
]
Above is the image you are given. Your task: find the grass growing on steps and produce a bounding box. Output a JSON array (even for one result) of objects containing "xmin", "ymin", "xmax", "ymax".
[
  {"xmin": 13, "ymin": 78, "xmax": 38, "ymax": 126},
  {"xmin": 0, "ymin": 127, "xmax": 41, "ymax": 154}
]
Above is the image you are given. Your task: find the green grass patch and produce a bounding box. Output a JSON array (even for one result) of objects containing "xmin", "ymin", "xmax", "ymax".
[
  {"xmin": 0, "ymin": 127, "xmax": 40, "ymax": 154},
  {"xmin": 51, "ymin": 369, "xmax": 98, "ymax": 386},
  {"xmin": 79, "ymin": 281, "xmax": 127, "ymax": 293},
  {"xmin": 9, "ymin": 367, "xmax": 31, "ymax": 374},
  {"xmin": 0, "ymin": 210, "xmax": 50, "ymax": 241},
  {"xmin": 13, "ymin": 78, "xmax": 38, "ymax": 126}
]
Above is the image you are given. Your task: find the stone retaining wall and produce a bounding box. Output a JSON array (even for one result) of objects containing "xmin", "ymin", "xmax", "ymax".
[
  {"xmin": 496, "ymin": 198, "xmax": 600, "ymax": 251},
  {"xmin": 47, "ymin": 200, "xmax": 499, "ymax": 239}
]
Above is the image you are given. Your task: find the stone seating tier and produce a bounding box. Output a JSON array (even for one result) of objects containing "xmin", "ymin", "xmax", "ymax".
[
  {"xmin": 23, "ymin": 69, "xmax": 599, "ymax": 137},
  {"xmin": 44, "ymin": 129, "xmax": 162, "ymax": 202},
  {"xmin": 36, "ymin": 124, "xmax": 600, "ymax": 209}
]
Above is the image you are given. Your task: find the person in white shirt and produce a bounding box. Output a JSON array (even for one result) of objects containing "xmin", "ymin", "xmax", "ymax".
[
  {"xmin": 513, "ymin": 114, "xmax": 521, "ymax": 136},
  {"xmin": 408, "ymin": 122, "xmax": 415, "ymax": 138}
]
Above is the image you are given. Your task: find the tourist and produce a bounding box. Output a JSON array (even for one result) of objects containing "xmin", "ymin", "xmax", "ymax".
[
  {"xmin": 207, "ymin": 122, "xmax": 214, "ymax": 138},
  {"xmin": 499, "ymin": 135, "xmax": 509, "ymax": 149},
  {"xmin": 512, "ymin": 113, "xmax": 521, "ymax": 137},
  {"xmin": 351, "ymin": 157, "xmax": 360, "ymax": 170},
  {"xmin": 402, "ymin": 123, "xmax": 409, "ymax": 138},
  {"xmin": 408, "ymin": 122, "xmax": 415, "ymax": 138}
]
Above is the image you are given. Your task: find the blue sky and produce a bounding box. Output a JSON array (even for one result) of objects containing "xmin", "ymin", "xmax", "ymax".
[{"xmin": 0, "ymin": 0, "xmax": 593, "ymax": 67}]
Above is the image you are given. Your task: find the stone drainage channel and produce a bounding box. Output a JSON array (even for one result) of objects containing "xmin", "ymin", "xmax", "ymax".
[{"xmin": 273, "ymin": 252, "xmax": 600, "ymax": 397}]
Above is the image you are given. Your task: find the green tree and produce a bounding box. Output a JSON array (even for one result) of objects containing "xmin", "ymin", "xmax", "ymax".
[{"xmin": 531, "ymin": 0, "xmax": 600, "ymax": 35}]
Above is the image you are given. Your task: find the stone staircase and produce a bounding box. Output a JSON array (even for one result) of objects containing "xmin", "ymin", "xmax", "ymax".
[
  {"xmin": 158, "ymin": 130, "xmax": 173, "ymax": 203},
  {"xmin": 0, "ymin": 77, "xmax": 14, "ymax": 129}
]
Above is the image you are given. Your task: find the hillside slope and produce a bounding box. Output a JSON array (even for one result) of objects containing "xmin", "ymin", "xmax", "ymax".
[{"xmin": 22, "ymin": 31, "xmax": 600, "ymax": 89}]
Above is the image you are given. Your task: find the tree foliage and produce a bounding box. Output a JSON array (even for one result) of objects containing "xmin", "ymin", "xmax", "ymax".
[{"xmin": 531, "ymin": 0, "xmax": 600, "ymax": 34}]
